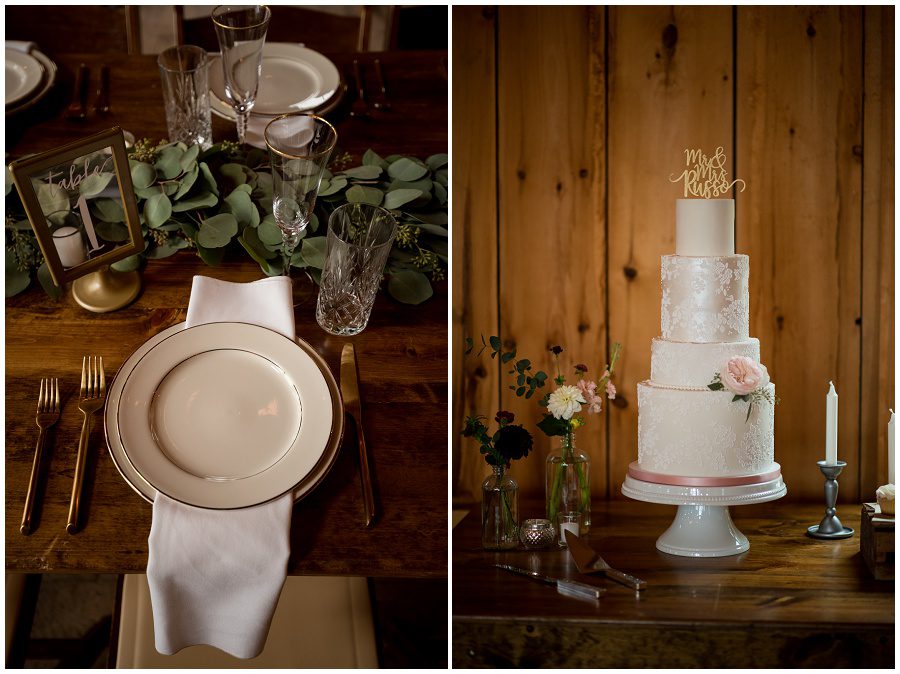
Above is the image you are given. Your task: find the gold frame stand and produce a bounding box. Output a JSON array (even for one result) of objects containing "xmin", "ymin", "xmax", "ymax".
[{"xmin": 71, "ymin": 266, "xmax": 141, "ymax": 313}]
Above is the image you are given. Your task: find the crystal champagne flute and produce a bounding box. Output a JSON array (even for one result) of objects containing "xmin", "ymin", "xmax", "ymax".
[
  {"xmin": 212, "ymin": 5, "xmax": 271, "ymax": 145},
  {"xmin": 264, "ymin": 113, "xmax": 337, "ymax": 300}
]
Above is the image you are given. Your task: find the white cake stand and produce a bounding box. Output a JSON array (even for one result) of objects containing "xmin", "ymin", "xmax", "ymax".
[{"xmin": 621, "ymin": 470, "xmax": 787, "ymax": 557}]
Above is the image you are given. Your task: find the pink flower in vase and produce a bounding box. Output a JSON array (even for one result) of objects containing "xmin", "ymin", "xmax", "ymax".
[
  {"xmin": 721, "ymin": 356, "xmax": 768, "ymax": 395},
  {"xmin": 576, "ymin": 379, "xmax": 603, "ymax": 414},
  {"xmin": 606, "ymin": 381, "xmax": 616, "ymax": 399}
]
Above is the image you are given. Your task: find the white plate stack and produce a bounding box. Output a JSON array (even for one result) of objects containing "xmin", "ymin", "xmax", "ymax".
[{"xmin": 6, "ymin": 42, "xmax": 57, "ymax": 116}]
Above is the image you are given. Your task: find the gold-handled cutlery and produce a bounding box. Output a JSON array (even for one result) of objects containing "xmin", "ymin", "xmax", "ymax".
[
  {"xmin": 341, "ymin": 343, "xmax": 377, "ymax": 526},
  {"xmin": 94, "ymin": 64, "xmax": 110, "ymax": 115},
  {"xmin": 20, "ymin": 378, "xmax": 60, "ymax": 535},
  {"xmin": 67, "ymin": 356, "xmax": 105, "ymax": 534},
  {"xmin": 65, "ymin": 63, "xmax": 89, "ymax": 121},
  {"xmin": 565, "ymin": 530, "xmax": 648, "ymax": 591},
  {"xmin": 373, "ymin": 59, "xmax": 391, "ymax": 111},
  {"xmin": 350, "ymin": 59, "xmax": 369, "ymax": 118}
]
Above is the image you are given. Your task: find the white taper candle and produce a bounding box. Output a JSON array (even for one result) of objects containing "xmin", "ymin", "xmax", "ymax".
[
  {"xmin": 825, "ymin": 381, "xmax": 838, "ymax": 465},
  {"xmin": 888, "ymin": 409, "xmax": 895, "ymax": 484}
]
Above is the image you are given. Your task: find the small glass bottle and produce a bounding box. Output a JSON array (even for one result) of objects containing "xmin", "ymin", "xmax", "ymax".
[
  {"xmin": 481, "ymin": 465, "xmax": 519, "ymax": 550},
  {"xmin": 546, "ymin": 431, "xmax": 591, "ymax": 534}
]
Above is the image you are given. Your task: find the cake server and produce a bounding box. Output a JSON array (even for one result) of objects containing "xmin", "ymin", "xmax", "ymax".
[
  {"xmin": 565, "ymin": 531, "xmax": 647, "ymax": 591},
  {"xmin": 494, "ymin": 564, "xmax": 603, "ymax": 601}
]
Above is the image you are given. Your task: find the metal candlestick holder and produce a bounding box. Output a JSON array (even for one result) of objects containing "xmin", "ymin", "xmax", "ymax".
[{"xmin": 807, "ymin": 460, "xmax": 854, "ymax": 539}]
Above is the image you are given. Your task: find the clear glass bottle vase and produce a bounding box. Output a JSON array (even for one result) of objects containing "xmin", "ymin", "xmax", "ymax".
[
  {"xmin": 546, "ymin": 431, "xmax": 591, "ymax": 533},
  {"xmin": 481, "ymin": 465, "xmax": 519, "ymax": 550}
]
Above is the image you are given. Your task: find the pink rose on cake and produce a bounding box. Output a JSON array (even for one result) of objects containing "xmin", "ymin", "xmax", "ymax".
[
  {"xmin": 708, "ymin": 356, "xmax": 778, "ymax": 422},
  {"xmin": 720, "ymin": 356, "xmax": 770, "ymax": 395}
]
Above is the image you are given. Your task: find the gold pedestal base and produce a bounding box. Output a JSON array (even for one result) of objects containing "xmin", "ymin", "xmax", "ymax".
[{"xmin": 72, "ymin": 267, "xmax": 141, "ymax": 313}]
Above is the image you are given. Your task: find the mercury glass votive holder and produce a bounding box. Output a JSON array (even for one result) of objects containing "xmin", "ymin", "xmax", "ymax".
[{"xmin": 519, "ymin": 519, "xmax": 556, "ymax": 549}]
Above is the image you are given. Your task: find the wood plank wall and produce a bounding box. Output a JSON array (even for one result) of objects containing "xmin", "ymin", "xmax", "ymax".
[{"xmin": 452, "ymin": 6, "xmax": 895, "ymax": 505}]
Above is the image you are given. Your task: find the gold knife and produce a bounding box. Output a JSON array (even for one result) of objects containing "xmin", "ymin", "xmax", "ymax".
[{"xmin": 341, "ymin": 343, "xmax": 376, "ymax": 527}]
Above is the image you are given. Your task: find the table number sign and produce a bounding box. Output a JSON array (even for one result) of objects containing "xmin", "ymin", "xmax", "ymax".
[{"xmin": 8, "ymin": 127, "xmax": 144, "ymax": 311}]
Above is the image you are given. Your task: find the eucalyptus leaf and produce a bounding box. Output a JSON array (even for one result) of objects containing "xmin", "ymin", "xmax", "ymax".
[
  {"xmin": 387, "ymin": 157, "xmax": 428, "ymax": 181},
  {"xmin": 412, "ymin": 212, "xmax": 448, "ymax": 226},
  {"xmin": 224, "ymin": 188, "xmax": 253, "ymax": 226},
  {"xmin": 162, "ymin": 181, "xmax": 180, "ymax": 196},
  {"xmin": 434, "ymin": 168, "xmax": 447, "ymax": 187},
  {"xmin": 434, "ymin": 182, "xmax": 447, "ymax": 206},
  {"xmin": 345, "ymin": 185, "xmax": 383, "ymax": 206},
  {"xmin": 383, "ymin": 189, "xmax": 423, "ymax": 210},
  {"xmin": 341, "ymin": 165, "xmax": 382, "ymax": 180},
  {"xmin": 79, "ymin": 172, "xmax": 114, "ymax": 197},
  {"xmin": 197, "ymin": 212, "xmax": 238, "ymax": 248},
  {"xmin": 36, "ymin": 182, "xmax": 69, "ymax": 218},
  {"xmin": 172, "ymin": 191, "xmax": 218, "ymax": 212},
  {"xmin": 111, "ymin": 254, "xmax": 142, "ymax": 272},
  {"xmin": 387, "ymin": 270, "xmax": 433, "ymax": 305},
  {"xmin": 196, "ymin": 244, "xmax": 225, "ymax": 266},
  {"xmin": 155, "ymin": 150, "xmax": 182, "ymax": 180},
  {"xmin": 144, "ymin": 193, "xmax": 172, "ymax": 229},
  {"xmin": 388, "ymin": 177, "xmax": 433, "ymax": 194},
  {"xmin": 91, "ymin": 198, "xmax": 125, "ymax": 223},
  {"xmin": 198, "ymin": 162, "xmax": 219, "ymax": 196},
  {"xmin": 179, "ymin": 144, "xmax": 200, "ymax": 171},
  {"xmin": 257, "ymin": 217, "xmax": 284, "ymax": 246},
  {"xmin": 362, "ymin": 149, "xmax": 389, "ymax": 169},
  {"xmin": 239, "ymin": 225, "xmax": 278, "ymax": 264},
  {"xmin": 249, "ymin": 202, "xmax": 260, "ymax": 227},
  {"xmin": 174, "ymin": 164, "xmax": 199, "ymax": 200},
  {"xmin": 96, "ymin": 220, "xmax": 130, "ymax": 242},
  {"xmin": 318, "ymin": 176, "xmax": 347, "ymax": 197},
  {"xmin": 413, "ymin": 221, "xmax": 448, "ymax": 237},
  {"xmin": 130, "ymin": 161, "xmax": 156, "ymax": 189},
  {"xmin": 253, "ymin": 171, "xmax": 272, "ymax": 202},
  {"xmin": 147, "ymin": 241, "xmax": 187, "ymax": 259},
  {"xmin": 37, "ymin": 262, "xmax": 61, "ymax": 299},
  {"xmin": 220, "ymin": 163, "xmax": 247, "ymax": 189},
  {"xmin": 299, "ymin": 236, "xmax": 327, "ymax": 268},
  {"xmin": 134, "ymin": 185, "xmax": 163, "ymax": 200},
  {"xmin": 426, "ymin": 153, "xmax": 448, "ymax": 170}
]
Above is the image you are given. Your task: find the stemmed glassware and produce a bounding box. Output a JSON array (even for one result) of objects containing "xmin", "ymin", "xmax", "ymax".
[
  {"xmin": 212, "ymin": 5, "xmax": 271, "ymax": 145},
  {"xmin": 264, "ymin": 113, "xmax": 337, "ymax": 299}
]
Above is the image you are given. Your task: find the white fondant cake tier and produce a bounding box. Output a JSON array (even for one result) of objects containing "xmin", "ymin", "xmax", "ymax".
[
  {"xmin": 650, "ymin": 337, "xmax": 760, "ymax": 388},
  {"xmin": 660, "ymin": 254, "xmax": 749, "ymax": 343},
  {"xmin": 676, "ymin": 199, "xmax": 734, "ymax": 256},
  {"xmin": 637, "ymin": 381, "xmax": 775, "ymax": 478}
]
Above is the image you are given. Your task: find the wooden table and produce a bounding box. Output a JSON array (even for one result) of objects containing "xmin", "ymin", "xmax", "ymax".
[
  {"xmin": 6, "ymin": 51, "xmax": 448, "ymax": 578},
  {"xmin": 453, "ymin": 501, "xmax": 894, "ymax": 668}
]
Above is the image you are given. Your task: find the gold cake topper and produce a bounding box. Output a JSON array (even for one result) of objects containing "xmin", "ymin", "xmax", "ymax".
[{"xmin": 669, "ymin": 146, "xmax": 746, "ymax": 198}]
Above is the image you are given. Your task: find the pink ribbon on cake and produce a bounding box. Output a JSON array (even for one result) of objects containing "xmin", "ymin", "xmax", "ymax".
[{"xmin": 627, "ymin": 462, "xmax": 782, "ymax": 487}]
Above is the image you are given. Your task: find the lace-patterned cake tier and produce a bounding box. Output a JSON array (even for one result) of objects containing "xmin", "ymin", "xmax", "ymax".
[
  {"xmin": 660, "ymin": 255, "xmax": 749, "ymax": 343},
  {"xmin": 651, "ymin": 337, "xmax": 760, "ymax": 388},
  {"xmin": 637, "ymin": 381, "xmax": 775, "ymax": 478}
]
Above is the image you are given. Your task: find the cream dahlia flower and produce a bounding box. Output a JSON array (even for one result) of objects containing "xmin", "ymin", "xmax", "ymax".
[{"xmin": 547, "ymin": 385, "xmax": 586, "ymax": 420}]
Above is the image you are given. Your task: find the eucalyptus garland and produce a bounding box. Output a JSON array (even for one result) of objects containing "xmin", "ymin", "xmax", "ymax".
[{"xmin": 5, "ymin": 139, "xmax": 447, "ymax": 304}]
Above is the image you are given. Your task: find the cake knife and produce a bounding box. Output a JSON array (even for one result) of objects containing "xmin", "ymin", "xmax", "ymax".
[
  {"xmin": 494, "ymin": 564, "xmax": 603, "ymax": 601},
  {"xmin": 565, "ymin": 530, "xmax": 647, "ymax": 591}
]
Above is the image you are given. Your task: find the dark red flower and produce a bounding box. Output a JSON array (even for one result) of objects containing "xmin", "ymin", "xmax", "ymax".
[
  {"xmin": 574, "ymin": 363, "xmax": 588, "ymax": 373},
  {"xmin": 494, "ymin": 424, "xmax": 533, "ymax": 463},
  {"xmin": 549, "ymin": 345, "xmax": 564, "ymax": 355},
  {"xmin": 495, "ymin": 410, "xmax": 515, "ymax": 424}
]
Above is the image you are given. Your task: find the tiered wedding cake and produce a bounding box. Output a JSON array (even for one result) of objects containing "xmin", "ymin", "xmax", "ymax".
[{"xmin": 629, "ymin": 196, "xmax": 779, "ymax": 485}]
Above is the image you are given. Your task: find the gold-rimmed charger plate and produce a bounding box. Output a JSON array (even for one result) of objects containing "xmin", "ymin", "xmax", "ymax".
[{"xmin": 104, "ymin": 322, "xmax": 343, "ymax": 509}]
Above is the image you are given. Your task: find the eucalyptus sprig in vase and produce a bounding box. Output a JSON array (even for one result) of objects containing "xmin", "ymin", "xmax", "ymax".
[{"xmin": 463, "ymin": 411, "xmax": 534, "ymax": 550}]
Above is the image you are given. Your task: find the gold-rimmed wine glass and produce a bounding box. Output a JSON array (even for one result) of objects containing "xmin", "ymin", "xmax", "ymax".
[
  {"xmin": 212, "ymin": 5, "xmax": 271, "ymax": 145},
  {"xmin": 264, "ymin": 113, "xmax": 338, "ymax": 302}
]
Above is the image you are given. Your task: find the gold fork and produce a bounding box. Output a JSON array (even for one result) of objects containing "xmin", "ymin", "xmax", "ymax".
[
  {"xmin": 20, "ymin": 378, "xmax": 60, "ymax": 535},
  {"xmin": 67, "ymin": 356, "xmax": 105, "ymax": 534}
]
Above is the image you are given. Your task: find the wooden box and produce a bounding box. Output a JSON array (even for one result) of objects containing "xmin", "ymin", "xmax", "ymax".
[{"xmin": 861, "ymin": 503, "xmax": 895, "ymax": 580}]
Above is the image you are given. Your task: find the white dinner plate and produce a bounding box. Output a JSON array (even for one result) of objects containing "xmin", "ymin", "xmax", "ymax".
[
  {"xmin": 209, "ymin": 43, "xmax": 340, "ymax": 117},
  {"xmin": 5, "ymin": 48, "xmax": 44, "ymax": 106},
  {"xmin": 6, "ymin": 48, "xmax": 56, "ymax": 116},
  {"xmin": 107, "ymin": 322, "xmax": 342, "ymax": 509}
]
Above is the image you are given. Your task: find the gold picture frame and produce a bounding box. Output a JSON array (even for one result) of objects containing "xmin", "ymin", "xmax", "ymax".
[{"xmin": 7, "ymin": 127, "xmax": 144, "ymax": 287}]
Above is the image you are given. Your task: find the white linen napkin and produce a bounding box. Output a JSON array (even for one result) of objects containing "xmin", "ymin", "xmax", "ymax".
[{"xmin": 147, "ymin": 275, "xmax": 296, "ymax": 659}]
